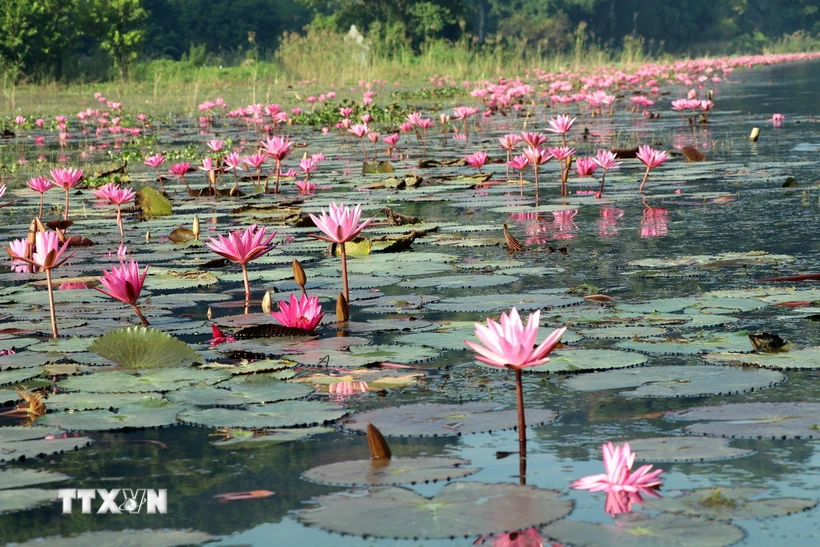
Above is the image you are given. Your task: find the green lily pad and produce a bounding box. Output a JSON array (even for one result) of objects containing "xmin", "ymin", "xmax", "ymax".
[
  {"xmin": 426, "ymin": 291, "xmax": 584, "ymax": 313},
  {"xmin": 669, "ymin": 402, "xmax": 820, "ymax": 439},
  {"xmin": 28, "ymin": 337, "xmax": 93, "ymax": 353},
  {"xmin": 8, "ymin": 529, "xmax": 214, "ymax": 546},
  {"xmin": 398, "ymin": 274, "xmax": 518, "ymax": 289},
  {"xmin": 527, "ymin": 349, "xmax": 649, "ymax": 373},
  {"xmin": 562, "ymin": 366, "xmax": 784, "ymax": 397},
  {"xmin": 0, "ymin": 489, "xmax": 58, "ymax": 514},
  {"xmin": 616, "ymin": 331, "xmax": 752, "ymax": 355},
  {"xmin": 578, "ymin": 326, "xmax": 668, "ymax": 339},
  {"xmin": 704, "ymin": 347, "xmax": 820, "ymax": 370},
  {"xmin": 302, "ymin": 457, "xmax": 479, "ymax": 486},
  {"xmin": 0, "ymin": 367, "xmax": 42, "ymax": 386},
  {"xmin": 644, "ymin": 487, "xmax": 817, "ymax": 520},
  {"xmin": 625, "ymin": 437, "xmax": 755, "ymax": 462},
  {"xmin": 297, "ymin": 482, "xmax": 572, "ymax": 539},
  {"xmin": 342, "ymin": 402, "xmax": 558, "ymax": 437},
  {"xmin": 0, "ymin": 426, "xmax": 94, "ymax": 462},
  {"xmin": 38, "ymin": 398, "xmax": 185, "ymax": 431},
  {"xmin": 628, "ymin": 252, "xmax": 794, "ymax": 269},
  {"xmin": 178, "ymin": 400, "xmax": 348, "ymax": 428},
  {"xmin": 0, "ymin": 468, "xmax": 71, "ymax": 490},
  {"xmin": 166, "ymin": 378, "xmax": 312, "ymax": 406},
  {"xmin": 543, "ymin": 513, "xmax": 744, "ymax": 547},
  {"xmin": 45, "ymin": 392, "xmax": 165, "ymax": 411},
  {"xmin": 212, "ymin": 426, "xmax": 333, "ymax": 447},
  {"xmin": 89, "ymin": 327, "xmax": 203, "ymax": 368},
  {"xmin": 58, "ymin": 368, "xmax": 231, "ymax": 393}
]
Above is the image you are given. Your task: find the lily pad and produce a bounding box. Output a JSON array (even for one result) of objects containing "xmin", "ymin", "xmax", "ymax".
[
  {"xmin": 8, "ymin": 530, "xmax": 214, "ymax": 546},
  {"xmin": 644, "ymin": 486, "xmax": 817, "ymax": 520},
  {"xmin": 398, "ymin": 274, "xmax": 518, "ymax": 289},
  {"xmin": 38, "ymin": 398, "xmax": 185, "ymax": 431},
  {"xmin": 704, "ymin": 347, "xmax": 820, "ymax": 370},
  {"xmin": 0, "ymin": 426, "xmax": 94, "ymax": 462},
  {"xmin": 578, "ymin": 326, "xmax": 668, "ymax": 339},
  {"xmin": 0, "ymin": 488, "xmax": 58, "ymax": 514},
  {"xmin": 302, "ymin": 457, "xmax": 479, "ymax": 486},
  {"xmin": 166, "ymin": 378, "xmax": 312, "ymax": 406},
  {"xmin": 527, "ymin": 349, "xmax": 649, "ymax": 373},
  {"xmin": 543, "ymin": 513, "xmax": 744, "ymax": 547},
  {"xmin": 426, "ymin": 292, "xmax": 584, "ymax": 313},
  {"xmin": 616, "ymin": 331, "xmax": 752, "ymax": 355},
  {"xmin": 297, "ymin": 482, "xmax": 572, "ymax": 539},
  {"xmin": 0, "ymin": 468, "xmax": 71, "ymax": 490},
  {"xmin": 89, "ymin": 327, "xmax": 203, "ymax": 368},
  {"xmin": 58, "ymin": 368, "xmax": 231, "ymax": 393},
  {"xmin": 562, "ymin": 366, "xmax": 784, "ymax": 397},
  {"xmin": 625, "ymin": 437, "xmax": 754, "ymax": 462},
  {"xmin": 178, "ymin": 400, "xmax": 348, "ymax": 428},
  {"xmin": 397, "ymin": 323, "xmax": 581, "ymax": 350},
  {"xmin": 45, "ymin": 392, "xmax": 165, "ymax": 411},
  {"xmin": 0, "ymin": 367, "xmax": 42, "ymax": 386},
  {"xmin": 342, "ymin": 402, "xmax": 558, "ymax": 437},
  {"xmin": 212, "ymin": 426, "xmax": 333, "ymax": 447},
  {"xmin": 668, "ymin": 402, "xmax": 820, "ymax": 439}
]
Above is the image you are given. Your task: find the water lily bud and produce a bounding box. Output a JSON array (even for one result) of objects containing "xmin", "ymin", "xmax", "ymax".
[
  {"xmin": 336, "ymin": 292, "xmax": 349, "ymax": 322},
  {"xmin": 192, "ymin": 215, "xmax": 200, "ymax": 241},
  {"xmin": 367, "ymin": 423, "xmax": 392, "ymax": 460},
  {"xmin": 261, "ymin": 290, "xmax": 272, "ymax": 313},
  {"xmin": 292, "ymin": 259, "xmax": 306, "ymax": 288},
  {"xmin": 749, "ymin": 127, "xmax": 760, "ymax": 142},
  {"xmin": 207, "ymin": 306, "xmax": 213, "ymax": 320},
  {"xmin": 34, "ymin": 217, "xmax": 46, "ymax": 233},
  {"xmin": 27, "ymin": 220, "xmax": 38, "ymax": 247},
  {"xmin": 145, "ymin": 230, "xmax": 151, "ymax": 242}
]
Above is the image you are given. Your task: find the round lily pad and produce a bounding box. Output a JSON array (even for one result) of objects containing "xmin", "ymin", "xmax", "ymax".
[
  {"xmin": 644, "ymin": 487, "xmax": 818, "ymax": 520},
  {"xmin": 527, "ymin": 349, "xmax": 649, "ymax": 373},
  {"xmin": 543, "ymin": 513, "xmax": 744, "ymax": 547},
  {"xmin": 179, "ymin": 400, "xmax": 348, "ymax": 428},
  {"xmin": 625, "ymin": 437, "xmax": 754, "ymax": 462},
  {"xmin": 342, "ymin": 402, "xmax": 558, "ymax": 437},
  {"xmin": 58, "ymin": 368, "xmax": 231, "ymax": 393},
  {"xmin": 166, "ymin": 378, "xmax": 312, "ymax": 406},
  {"xmin": 89, "ymin": 327, "xmax": 204, "ymax": 368},
  {"xmin": 562, "ymin": 366, "xmax": 784, "ymax": 397},
  {"xmin": 0, "ymin": 468, "xmax": 71, "ymax": 490},
  {"xmin": 38, "ymin": 398, "xmax": 185, "ymax": 431},
  {"xmin": 302, "ymin": 457, "xmax": 479, "ymax": 486},
  {"xmin": 45, "ymin": 392, "xmax": 165, "ymax": 411},
  {"xmin": 7, "ymin": 530, "xmax": 214, "ymax": 547},
  {"xmin": 0, "ymin": 489, "xmax": 58, "ymax": 514},
  {"xmin": 398, "ymin": 274, "xmax": 518, "ymax": 289},
  {"xmin": 297, "ymin": 482, "xmax": 572, "ymax": 539},
  {"xmin": 427, "ymin": 292, "xmax": 584, "ymax": 313},
  {"xmin": 397, "ymin": 323, "xmax": 581, "ymax": 351},
  {"xmin": 0, "ymin": 426, "xmax": 94, "ymax": 462},
  {"xmin": 668, "ymin": 402, "xmax": 820, "ymax": 439},
  {"xmin": 0, "ymin": 367, "xmax": 42, "ymax": 386},
  {"xmin": 28, "ymin": 337, "xmax": 93, "ymax": 353},
  {"xmin": 212, "ymin": 426, "xmax": 333, "ymax": 447},
  {"xmin": 704, "ymin": 347, "xmax": 820, "ymax": 370},
  {"xmin": 578, "ymin": 326, "xmax": 668, "ymax": 340},
  {"xmin": 616, "ymin": 331, "xmax": 752, "ymax": 355}
]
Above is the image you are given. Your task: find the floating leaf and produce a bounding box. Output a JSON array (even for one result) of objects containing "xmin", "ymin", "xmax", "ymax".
[
  {"xmin": 625, "ymin": 437, "xmax": 754, "ymax": 462},
  {"xmin": 58, "ymin": 368, "xmax": 231, "ymax": 393},
  {"xmin": 212, "ymin": 426, "xmax": 333, "ymax": 447},
  {"xmin": 426, "ymin": 292, "xmax": 584, "ymax": 313},
  {"xmin": 562, "ymin": 366, "xmax": 784, "ymax": 397},
  {"xmin": 399, "ymin": 274, "xmax": 518, "ymax": 289},
  {"xmin": 38, "ymin": 398, "xmax": 185, "ymax": 431},
  {"xmin": 0, "ymin": 426, "xmax": 93, "ymax": 462},
  {"xmin": 179, "ymin": 400, "xmax": 348, "ymax": 428},
  {"xmin": 342, "ymin": 402, "xmax": 557, "ymax": 437},
  {"xmin": 668, "ymin": 402, "xmax": 820, "ymax": 439},
  {"xmin": 45, "ymin": 392, "xmax": 164, "ymax": 411},
  {"xmin": 89, "ymin": 327, "xmax": 203, "ymax": 368},
  {"xmin": 616, "ymin": 332, "xmax": 752, "ymax": 355},
  {"xmin": 0, "ymin": 368, "xmax": 41, "ymax": 386},
  {"xmin": 0, "ymin": 489, "xmax": 58, "ymax": 514},
  {"xmin": 0, "ymin": 468, "xmax": 71, "ymax": 490},
  {"xmin": 297, "ymin": 482, "xmax": 572, "ymax": 539},
  {"xmin": 644, "ymin": 487, "xmax": 817, "ymax": 520},
  {"xmin": 136, "ymin": 186, "xmax": 172, "ymax": 218},
  {"xmin": 578, "ymin": 326, "xmax": 668, "ymax": 339},
  {"xmin": 303, "ymin": 457, "xmax": 478, "ymax": 486},
  {"xmin": 8, "ymin": 530, "xmax": 214, "ymax": 547},
  {"xmin": 527, "ymin": 349, "xmax": 649, "ymax": 373},
  {"xmin": 704, "ymin": 347, "xmax": 820, "ymax": 370},
  {"xmin": 166, "ymin": 378, "xmax": 312, "ymax": 406},
  {"xmin": 543, "ymin": 513, "xmax": 744, "ymax": 547}
]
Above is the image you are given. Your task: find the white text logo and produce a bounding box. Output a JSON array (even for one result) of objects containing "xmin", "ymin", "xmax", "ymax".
[{"xmin": 57, "ymin": 489, "xmax": 167, "ymax": 514}]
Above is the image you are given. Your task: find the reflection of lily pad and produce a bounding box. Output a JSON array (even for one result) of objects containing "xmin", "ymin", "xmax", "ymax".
[
  {"xmin": 544, "ymin": 513, "xmax": 744, "ymax": 547},
  {"xmin": 8, "ymin": 530, "xmax": 214, "ymax": 547},
  {"xmin": 668, "ymin": 402, "xmax": 820, "ymax": 439},
  {"xmin": 297, "ymin": 482, "xmax": 572, "ymax": 539},
  {"xmin": 302, "ymin": 457, "xmax": 478, "ymax": 486},
  {"xmin": 342, "ymin": 402, "xmax": 558, "ymax": 437},
  {"xmin": 644, "ymin": 487, "xmax": 817, "ymax": 520},
  {"xmin": 626, "ymin": 437, "xmax": 754, "ymax": 462},
  {"xmin": 562, "ymin": 366, "xmax": 784, "ymax": 397},
  {"xmin": 89, "ymin": 327, "xmax": 203, "ymax": 368},
  {"xmin": 178, "ymin": 400, "xmax": 348, "ymax": 428}
]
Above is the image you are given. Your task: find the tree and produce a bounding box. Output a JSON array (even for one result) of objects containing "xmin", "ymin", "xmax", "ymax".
[
  {"xmin": 0, "ymin": 1, "xmax": 77, "ymax": 80},
  {"xmin": 82, "ymin": 0, "xmax": 147, "ymax": 79}
]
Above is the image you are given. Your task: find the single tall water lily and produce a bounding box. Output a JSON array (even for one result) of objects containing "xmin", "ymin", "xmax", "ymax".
[
  {"xmin": 636, "ymin": 145, "xmax": 669, "ymax": 192},
  {"xmin": 271, "ymin": 293, "xmax": 324, "ymax": 331},
  {"xmin": 261, "ymin": 136, "xmax": 294, "ymax": 193},
  {"xmin": 27, "ymin": 176, "xmax": 53, "ymax": 218},
  {"xmin": 594, "ymin": 150, "xmax": 621, "ymax": 195},
  {"xmin": 571, "ymin": 441, "xmax": 663, "ymax": 499},
  {"xmin": 466, "ymin": 308, "xmax": 565, "ymax": 446},
  {"xmin": 91, "ymin": 183, "xmax": 135, "ymax": 238},
  {"xmin": 96, "ymin": 259, "xmax": 150, "ymax": 326},
  {"xmin": 205, "ymin": 224, "xmax": 277, "ymax": 301},
  {"xmin": 308, "ymin": 202, "xmax": 374, "ymax": 304},
  {"xmin": 50, "ymin": 167, "xmax": 83, "ymax": 221},
  {"xmin": 5, "ymin": 230, "xmax": 73, "ymax": 337}
]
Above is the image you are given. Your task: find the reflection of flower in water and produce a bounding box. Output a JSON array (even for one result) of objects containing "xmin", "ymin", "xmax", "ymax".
[
  {"xmin": 605, "ymin": 489, "xmax": 660, "ymax": 516},
  {"xmin": 598, "ymin": 207, "xmax": 624, "ymax": 237},
  {"xmin": 640, "ymin": 207, "xmax": 669, "ymax": 238},
  {"xmin": 672, "ymin": 127, "xmax": 713, "ymax": 150},
  {"xmin": 551, "ymin": 209, "xmax": 578, "ymax": 240},
  {"xmin": 474, "ymin": 526, "xmax": 561, "ymax": 547}
]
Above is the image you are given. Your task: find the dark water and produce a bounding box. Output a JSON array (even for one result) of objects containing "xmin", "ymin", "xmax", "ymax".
[{"xmin": 1, "ymin": 59, "xmax": 820, "ymax": 546}]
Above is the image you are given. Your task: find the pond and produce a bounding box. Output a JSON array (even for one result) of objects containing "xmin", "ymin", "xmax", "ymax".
[{"xmin": 1, "ymin": 56, "xmax": 820, "ymax": 547}]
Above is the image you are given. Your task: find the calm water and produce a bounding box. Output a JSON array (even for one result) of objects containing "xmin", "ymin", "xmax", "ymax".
[{"xmin": 1, "ymin": 59, "xmax": 820, "ymax": 546}]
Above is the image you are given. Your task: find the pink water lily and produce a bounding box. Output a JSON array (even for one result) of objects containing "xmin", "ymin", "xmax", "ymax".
[
  {"xmin": 206, "ymin": 224, "xmax": 277, "ymax": 301},
  {"xmin": 465, "ymin": 151, "xmax": 489, "ymax": 173},
  {"xmin": 50, "ymin": 167, "xmax": 83, "ymax": 220},
  {"xmin": 271, "ymin": 293, "xmax": 324, "ymax": 331},
  {"xmin": 169, "ymin": 162, "xmax": 192, "ymax": 191},
  {"xmin": 144, "ymin": 154, "xmax": 166, "ymax": 190},
  {"xmin": 571, "ymin": 441, "xmax": 663, "ymax": 493},
  {"xmin": 91, "ymin": 183, "xmax": 136, "ymax": 238},
  {"xmin": 309, "ymin": 202, "xmax": 374, "ymax": 304},
  {"xmin": 594, "ymin": 150, "xmax": 621, "ymax": 195},
  {"xmin": 261, "ymin": 136, "xmax": 294, "ymax": 193},
  {"xmin": 636, "ymin": 145, "xmax": 669, "ymax": 192},
  {"xmin": 96, "ymin": 259, "xmax": 150, "ymax": 326},
  {"xmin": 466, "ymin": 308, "xmax": 565, "ymax": 446}
]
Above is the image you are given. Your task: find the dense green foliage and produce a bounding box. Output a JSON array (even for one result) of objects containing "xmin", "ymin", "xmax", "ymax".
[{"xmin": 1, "ymin": 0, "xmax": 818, "ymax": 82}]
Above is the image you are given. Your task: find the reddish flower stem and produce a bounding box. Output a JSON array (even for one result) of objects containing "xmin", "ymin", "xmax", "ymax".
[
  {"xmin": 38, "ymin": 194, "xmax": 44, "ymax": 219},
  {"xmin": 241, "ymin": 263, "xmax": 251, "ymax": 302},
  {"xmin": 514, "ymin": 367, "xmax": 526, "ymax": 446},
  {"xmin": 131, "ymin": 303, "xmax": 150, "ymax": 326},
  {"xmin": 116, "ymin": 205, "xmax": 124, "ymax": 239},
  {"xmin": 598, "ymin": 169, "xmax": 608, "ymax": 195},
  {"xmin": 340, "ymin": 242, "xmax": 349, "ymax": 303},
  {"xmin": 45, "ymin": 269, "xmax": 58, "ymax": 338},
  {"xmin": 63, "ymin": 190, "xmax": 70, "ymax": 221}
]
